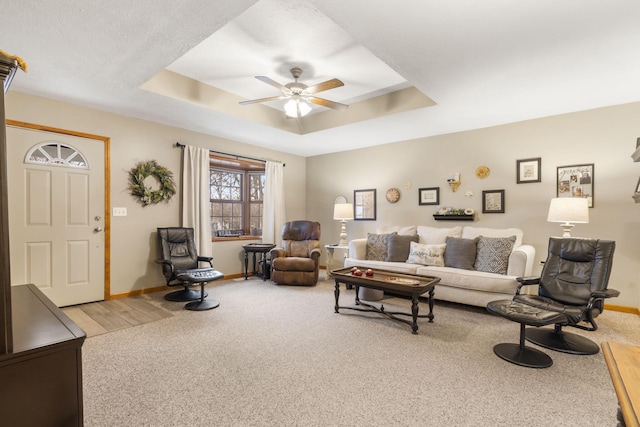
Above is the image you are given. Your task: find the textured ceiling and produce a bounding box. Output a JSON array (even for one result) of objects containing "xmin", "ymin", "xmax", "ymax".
[{"xmin": 3, "ymin": 0, "xmax": 640, "ymax": 157}]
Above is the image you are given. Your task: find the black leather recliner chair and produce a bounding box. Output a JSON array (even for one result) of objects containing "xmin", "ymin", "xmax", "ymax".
[
  {"xmin": 156, "ymin": 227, "xmax": 224, "ymax": 311},
  {"xmin": 487, "ymin": 237, "xmax": 618, "ymax": 368}
]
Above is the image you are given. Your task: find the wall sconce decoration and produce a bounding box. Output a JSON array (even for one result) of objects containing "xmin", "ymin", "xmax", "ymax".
[{"xmin": 447, "ymin": 173, "xmax": 460, "ymax": 192}]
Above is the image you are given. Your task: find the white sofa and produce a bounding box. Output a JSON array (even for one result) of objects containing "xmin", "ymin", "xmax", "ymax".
[{"xmin": 344, "ymin": 225, "xmax": 536, "ymax": 308}]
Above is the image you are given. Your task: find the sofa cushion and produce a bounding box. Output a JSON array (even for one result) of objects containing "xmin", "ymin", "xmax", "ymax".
[
  {"xmin": 417, "ymin": 226, "xmax": 462, "ymax": 244},
  {"xmin": 416, "ymin": 266, "xmax": 519, "ymax": 294},
  {"xmin": 444, "ymin": 236, "xmax": 478, "ymax": 270},
  {"xmin": 462, "ymin": 226, "xmax": 523, "ymax": 249},
  {"xmin": 377, "ymin": 225, "xmax": 417, "ymax": 236},
  {"xmin": 386, "ymin": 234, "xmax": 419, "ymax": 262},
  {"xmin": 475, "ymin": 235, "xmax": 517, "ymax": 274},
  {"xmin": 406, "ymin": 242, "xmax": 446, "ymax": 266},
  {"xmin": 366, "ymin": 232, "xmax": 397, "ymax": 261}
]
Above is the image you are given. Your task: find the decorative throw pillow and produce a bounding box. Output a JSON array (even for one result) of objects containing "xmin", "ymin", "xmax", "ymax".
[
  {"xmin": 474, "ymin": 235, "xmax": 517, "ymax": 275},
  {"xmin": 444, "ymin": 236, "xmax": 479, "ymax": 270},
  {"xmin": 386, "ymin": 234, "xmax": 419, "ymax": 262},
  {"xmin": 366, "ymin": 232, "xmax": 397, "ymax": 261},
  {"xmin": 406, "ymin": 241, "xmax": 446, "ymax": 266}
]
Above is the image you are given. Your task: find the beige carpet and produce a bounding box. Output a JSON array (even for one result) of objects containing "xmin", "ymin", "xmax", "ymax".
[{"xmin": 81, "ymin": 273, "xmax": 639, "ymax": 426}]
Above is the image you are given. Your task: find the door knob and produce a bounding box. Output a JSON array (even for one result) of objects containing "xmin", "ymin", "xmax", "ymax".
[{"xmin": 94, "ymin": 227, "xmax": 103, "ymax": 232}]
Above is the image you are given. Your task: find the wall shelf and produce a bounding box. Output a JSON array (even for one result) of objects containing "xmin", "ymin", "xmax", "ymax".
[{"xmin": 433, "ymin": 214, "xmax": 475, "ymax": 221}]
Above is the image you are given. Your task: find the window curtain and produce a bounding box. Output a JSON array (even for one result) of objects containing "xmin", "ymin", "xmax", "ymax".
[
  {"xmin": 181, "ymin": 145, "xmax": 212, "ymax": 257},
  {"xmin": 262, "ymin": 161, "xmax": 285, "ymax": 246}
]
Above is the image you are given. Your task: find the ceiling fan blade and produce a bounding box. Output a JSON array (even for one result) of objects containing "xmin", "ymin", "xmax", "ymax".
[
  {"xmin": 306, "ymin": 96, "xmax": 349, "ymax": 111},
  {"xmin": 254, "ymin": 76, "xmax": 289, "ymax": 92},
  {"xmin": 305, "ymin": 78, "xmax": 344, "ymax": 94},
  {"xmin": 239, "ymin": 95, "xmax": 287, "ymax": 105}
]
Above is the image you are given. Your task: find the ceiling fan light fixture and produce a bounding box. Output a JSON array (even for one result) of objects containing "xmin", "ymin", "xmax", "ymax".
[{"xmin": 284, "ymin": 96, "xmax": 311, "ymax": 118}]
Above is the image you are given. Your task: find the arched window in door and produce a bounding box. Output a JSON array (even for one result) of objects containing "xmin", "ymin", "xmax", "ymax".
[{"xmin": 24, "ymin": 141, "xmax": 89, "ymax": 169}]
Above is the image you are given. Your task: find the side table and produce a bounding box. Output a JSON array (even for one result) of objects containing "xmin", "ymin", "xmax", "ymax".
[
  {"xmin": 324, "ymin": 244, "xmax": 349, "ymax": 279},
  {"xmin": 242, "ymin": 243, "xmax": 276, "ymax": 280}
]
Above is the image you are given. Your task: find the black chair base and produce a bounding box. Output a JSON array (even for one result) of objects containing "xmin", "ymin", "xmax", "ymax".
[
  {"xmin": 164, "ymin": 287, "xmax": 208, "ymax": 302},
  {"xmin": 493, "ymin": 342, "xmax": 553, "ymax": 368},
  {"xmin": 185, "ymin": 299, "xmax": 220, "ymax": 311},
  {"xmin": 525, "ymin": 327, "xmax": 600, "ymax": 355}
]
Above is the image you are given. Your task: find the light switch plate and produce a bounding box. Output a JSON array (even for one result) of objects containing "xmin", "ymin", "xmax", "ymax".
[{"xmin": 113, "ymin": 207, "xmax": 127, "ymax": 217}]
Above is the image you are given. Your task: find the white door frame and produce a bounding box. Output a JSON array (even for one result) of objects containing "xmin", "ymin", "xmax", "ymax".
[{"xmin": 7, "ymin": 119, "xmax": 111, "ymax": 301}]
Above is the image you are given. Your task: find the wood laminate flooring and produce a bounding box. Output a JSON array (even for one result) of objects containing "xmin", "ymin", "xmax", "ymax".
[{"xmin": 62, "ymin": 296, "xmax": 173, "ymax": 338}]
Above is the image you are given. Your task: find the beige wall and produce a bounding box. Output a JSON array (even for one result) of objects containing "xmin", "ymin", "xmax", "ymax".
[
  {"xmin": 308, "ymin": 102, "xmax": 640, "ymax": 308},
  {"xmin": 6, "ymin": 92, "xmax": 307, "ymax": 297}
]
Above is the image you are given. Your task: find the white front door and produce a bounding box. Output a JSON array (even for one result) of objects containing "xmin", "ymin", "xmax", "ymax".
[{"xmin": 6, "ymin": 123, "xmax": 107, "ymax": 307}]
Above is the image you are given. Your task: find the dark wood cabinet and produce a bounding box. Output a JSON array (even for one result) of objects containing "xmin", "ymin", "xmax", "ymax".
[{"xmin": 0, "ymin": 284, "xmax": 85, "ymax": 426}]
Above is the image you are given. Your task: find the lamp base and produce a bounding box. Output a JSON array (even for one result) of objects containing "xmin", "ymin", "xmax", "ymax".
[
  {"xmin": 559, "ymin": 222, "xmax": 574, "ymax": 238},
  {"xmin": 338, "ymin": 220, "xmax": 348, "ymax": 246}
]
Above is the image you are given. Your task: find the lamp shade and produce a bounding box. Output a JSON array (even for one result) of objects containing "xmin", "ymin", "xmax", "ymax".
[
  {"xmin": 547, "ymin": 198, "xmax": 589, "ymax": 223},
  {"xmin": 333, "ymin": 203, "xmax": 354, "ymax": 220}
]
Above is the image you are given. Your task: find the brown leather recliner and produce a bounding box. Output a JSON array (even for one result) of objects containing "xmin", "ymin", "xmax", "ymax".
[{"xmin": 271, "ymin": 221, "xmax": 321, "ymax": 286}]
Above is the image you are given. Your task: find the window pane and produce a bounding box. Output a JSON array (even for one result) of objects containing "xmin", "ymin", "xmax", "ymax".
[{"xmin": 210, "ymin": 163, "xmax": 264, "ymax": 237}]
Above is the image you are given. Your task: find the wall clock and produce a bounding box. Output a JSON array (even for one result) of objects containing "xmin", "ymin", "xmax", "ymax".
[
  {"xmin": 334, "ymin": 195, "xmax": 347, "ymax": 204},
  {"xmin": 385, "ymin": 188, "xmax": 400, "ymax": 203}
]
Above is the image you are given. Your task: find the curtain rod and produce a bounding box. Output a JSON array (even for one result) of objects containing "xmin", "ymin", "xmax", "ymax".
[{"xmin": 175, "ymin": 142, "xmax": 285, "ymax": 166}]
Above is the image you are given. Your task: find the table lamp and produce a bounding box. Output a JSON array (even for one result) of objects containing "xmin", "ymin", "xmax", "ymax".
[
  {"xmin": 547, "ymin": 197, "xmax": 589, "ymax": 237},
  {"xmin": 333, "ymin": 203, "xmax": 354, "ymax": 246}
]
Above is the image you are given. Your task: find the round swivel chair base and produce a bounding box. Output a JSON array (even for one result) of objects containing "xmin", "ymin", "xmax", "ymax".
[
  {"xmin": 164, "ymin": 289, "xmax": 208, "ymax": 302},
  {"xmin": 525, "ymin": 328, "xmax": 599, "ymax": 355},
  {"xmin": 493, "ymin": 343, "xmax": 553, "ymax": 368},
  {"xmin": 185, "ymin": 299, "xmax": 220, "ymax": 311}
]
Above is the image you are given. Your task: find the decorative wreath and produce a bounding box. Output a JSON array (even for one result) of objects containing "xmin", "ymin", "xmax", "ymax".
[{"xmin": 128, "ymin": 160, "xmax": 176, "ymax": 206}]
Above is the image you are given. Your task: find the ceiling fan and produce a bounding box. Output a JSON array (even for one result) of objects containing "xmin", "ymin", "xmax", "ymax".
[{"xmin": 239, "ymin": 67, "xmax": 348, "ymax": 118}]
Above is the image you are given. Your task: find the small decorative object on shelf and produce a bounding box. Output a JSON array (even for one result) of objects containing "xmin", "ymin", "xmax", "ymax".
[
  {"xmin": 447, "ymin": 173, "xmax": 460, "ymax": 192},
  {"xmin": 433, "ymin": 207, "xmax": 475, "ymax": 221}
]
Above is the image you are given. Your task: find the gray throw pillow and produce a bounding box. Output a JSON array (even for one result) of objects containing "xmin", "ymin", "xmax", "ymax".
[
  {"xmin": 386, "ymin": 234, "xmax": 419, "ymax": 262},
  {"xmin": 444, "ymin": 236, "xmax": 478, "ymax": 270},
  {"xmin": 366, "ymin": 232, "xmax": 397, "ymax": 261},
  {"xmin": 475, "ymin": 235, "xmax": 516, "ymax": 275}
]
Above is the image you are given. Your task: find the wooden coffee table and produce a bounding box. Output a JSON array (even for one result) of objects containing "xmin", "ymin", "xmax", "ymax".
[{"xmin": 332, "ymin": 267, "xmax": 440, "ymax": 334}]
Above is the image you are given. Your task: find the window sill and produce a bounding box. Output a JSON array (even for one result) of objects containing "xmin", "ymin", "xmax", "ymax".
[{"xmin": 212, "ymin": 235, "xmax": 262, "ymax": 242}]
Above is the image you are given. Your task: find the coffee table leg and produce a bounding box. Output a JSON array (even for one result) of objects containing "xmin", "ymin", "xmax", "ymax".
[
  {"xmin": 411, "ymin": 296, "xmax": 419, "ymax": 334},
  {"xmin": 355, "ymin": 285, "xmax": 360, "ymax": 305},
  {"xmin": 334, "ymin": 280, "xmax": 340, "ymax": 313},
  {"xmin": 427, "ymin": 288, "xmax": 435, "ymax": 322}
]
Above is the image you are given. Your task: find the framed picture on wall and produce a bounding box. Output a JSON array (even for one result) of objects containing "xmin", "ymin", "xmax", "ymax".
[
  {"xmin": 482, "ymin": 189, "xmax": 505, "ymax": 213},
  {"xmin": 516, "ymin": 157, "xmax": 541, "ymax": 183},
  {"xmin": 354, "ymin": 189, "xmax": 376, "ymax": 220},
  {"xmin": 418, "ymin": 187, "xmax": 439, "ymax": 205},
  {"xmin": 556, "ymin": 163, "xmax": 594, "ymax": 207}
]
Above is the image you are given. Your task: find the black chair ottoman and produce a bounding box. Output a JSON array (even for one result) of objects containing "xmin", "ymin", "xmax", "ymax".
[
  {"xmin": 176, "ymin": 268, "xmax": 224, "ymax": 311},
  {"xmin": 487, "ymin": 300, "xmax": 566, "ymax": 368}
]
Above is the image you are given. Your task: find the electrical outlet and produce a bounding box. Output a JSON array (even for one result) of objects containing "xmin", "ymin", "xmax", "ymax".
[{"xmin": 113, "ymin": 207, "xmax": 127, "ymax": 217}]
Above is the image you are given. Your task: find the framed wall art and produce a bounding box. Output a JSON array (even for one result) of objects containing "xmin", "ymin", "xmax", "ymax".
[
  {"xmin": 418, "ymin": 187, "xmax": 439, "ymax": 205},
  {"xmin": 516, "ymin": 157, "xmax": 541, "ymax": 184},
  {"xmin": 354, "ymin": 189, "xmax": 376, "ymax": 220},
  {"xmin": 482, "ymin": 189, "xmax": 505, "ymax": 213},
  {"xmin": 556, "ymin": 163, "xmax": 594, "ymax": 207}
]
